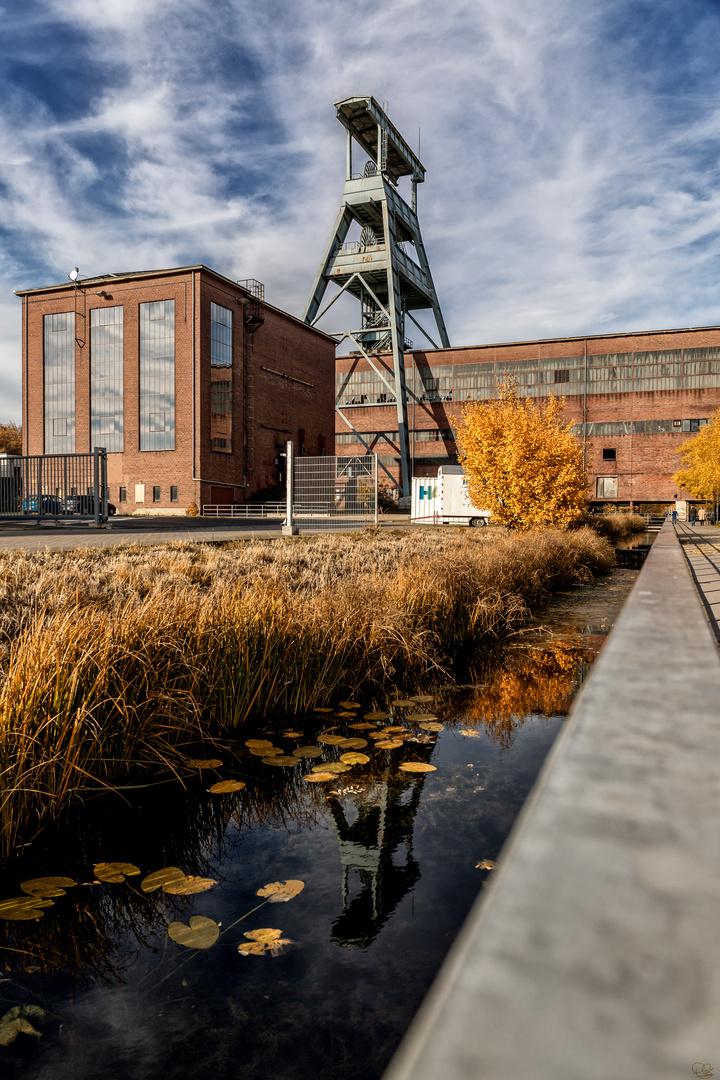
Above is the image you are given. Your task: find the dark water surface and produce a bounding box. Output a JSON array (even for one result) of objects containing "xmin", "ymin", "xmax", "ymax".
[{"xmin": 0, "ymin": 570, "xmax": 638, "ymax": 1080}]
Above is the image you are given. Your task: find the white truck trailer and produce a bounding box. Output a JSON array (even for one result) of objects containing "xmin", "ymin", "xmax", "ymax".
[{"xmin": 411, "ymin": 465, "xmax": 490, "ymax": 527}]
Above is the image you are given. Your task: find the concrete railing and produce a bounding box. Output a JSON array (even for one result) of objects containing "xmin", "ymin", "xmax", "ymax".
[{"xmin": 384, "ymin": 519, "xmax": 720, "ymax": 1080}]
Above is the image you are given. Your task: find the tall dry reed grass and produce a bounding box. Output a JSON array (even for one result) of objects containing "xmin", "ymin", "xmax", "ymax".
[{"xmin": 0, "ymin": 526, "xmax": 613, "ymax": 857}]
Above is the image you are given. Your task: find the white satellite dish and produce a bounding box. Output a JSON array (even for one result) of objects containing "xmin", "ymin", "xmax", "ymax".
[{"xmin": 68, "ymin": 267, "xmax": 79, "ymax": 281}]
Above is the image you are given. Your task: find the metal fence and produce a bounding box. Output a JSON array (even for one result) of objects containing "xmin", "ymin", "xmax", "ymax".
[
  {"xmin": 0, "ymin": 448, "xmax": 108, "ymax": 523},
  {"xmin": 202, "ymin": 503, "xmax": 286, "ymax": 518},
  {"xmin": 287, "ymin": 448, "xmax": 378, "ymax": 533}
]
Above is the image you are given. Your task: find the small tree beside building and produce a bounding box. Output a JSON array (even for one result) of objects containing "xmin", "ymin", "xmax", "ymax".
[
  {"xmin": 455, "ymin": 383, "xmax": 586, "ymax": 531},
  {"xmin": 673, "ymin": 409, "xmax": 720, "ymax": 506}
]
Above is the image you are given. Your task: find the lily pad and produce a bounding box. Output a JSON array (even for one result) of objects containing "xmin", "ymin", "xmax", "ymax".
[
  {"xmin": 245, "ymin": 739, "xmax": 274, "ymax": 749},
  {"xmin": 317, "ymin": 734, "xmax": 346, "ymax": 746},
  {"xmin": 303, "ymin": 772, "xmax": 336, "ymax": 782},
  {"xmin": 20, "ymin": 876, "xmax": 76, "ymax": 898},
  {"xmin": 238, "ymin": 928, "xmax": 292, "ymax": 955},
  {"xmin": 0, "ymin": 1005, "xmax": 45, "ymax": 1047},
  {"xmin": 0, "ymin": 896, "xmax": 52, "ymax": 921},
  {"xmin": 364, "ymin": 712, "xmax": 389, "ymax": 721},
  {"xmin": 262, "ymin": 756, "xmax": 300, "ymax": 767},
  {"xmin": 282, "ymin": 731, "xmax": 304, "ymax": 738},
  {"xmin": 293, "ymin": 746, "xmax": 324, "ymax": 758},
  {"xmin": 312, "ymin": 707, "xmax": 333, "ymax": 713},
  {"xmin": 412, "ymin": 695, "xmax": 435, "ymax": 703},
  {"xmin": 168, "ymin": 915, "xmax": 219, "ymax": 949},
  {"xmin": 391, "ymin": 699, "xmax": 416, "ymax": 707},
  {"xmin": 321, "ymin": 762, "xmax": 352, "ymax": 774},
  {"xmin": 208, "ymin": 779, "xmax": 246, "ymax": 792},
  {"xmin": 162, "ymin": 876, "xmax": 218, "ymax": 895},
  {"xmin": 418, "ymin": 722, "xmax": 443, "ymax": 732},
  {"xmin": 187, "ymin": 758, "xmax": 223, "ymax": 768},
  {"xmin": 348, "ymin": 722, "xmax": 375, "ymax": 729},
  {"xmin": 339, "ymin": 737, "xmax": 368, "ymax": 749},
  {"xmin": 340, "ymin": 752, "xmax": 370, "ymax": 765},
  {"xmin": 338, "ymin": 701, "xmax": 360, "ymax": 709},
  {"xmin": 256, "ymin": 880, "xmax": 305, "ymax": 903},
  {"xmin": 141, "ymin": 866, "xmax": 186, "ymax": 893},
  {"xmin": 94, "ymin": 862, "xmax": 141, "ymax": 883},
  {"xmin": 398, "ymin": 762, "xmax": 437, "ymax": 773},
  {"xmin": 376, "ymin": 739, "xmax": 404, "ymax": 749},
  {"xmin": 383, "ymin": 726, "xmax": 407, "ymax": 734},
  {"xmin": 248, "ymin": 746, "xmax": 282, "ymax": 756}
]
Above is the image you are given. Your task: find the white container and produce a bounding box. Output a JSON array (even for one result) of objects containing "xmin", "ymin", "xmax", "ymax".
[{"xmin": 411, "ymin": 466, "xmax": 490, "ymax": 526}]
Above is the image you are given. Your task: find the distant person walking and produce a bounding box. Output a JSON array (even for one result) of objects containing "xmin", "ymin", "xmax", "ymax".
[
  {"xmin": 698, "ymin": 506, "xmax": 707, "ymax": 525},
  {"xmin": 672, "ymin": 509, "xmax": 678, "ymax": 524},
  {"xmin": 690, "ymin": 508, "xmax": 697, "ymax": 526}
]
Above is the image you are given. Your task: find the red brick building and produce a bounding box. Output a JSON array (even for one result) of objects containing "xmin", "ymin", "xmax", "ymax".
[
  {"xmin": 336, "ymin": 325, "xmax": 720, "ymax": 509},
  {"xmin": 17, "ymin": 266, "xmax": 335, "ymax": 512}
]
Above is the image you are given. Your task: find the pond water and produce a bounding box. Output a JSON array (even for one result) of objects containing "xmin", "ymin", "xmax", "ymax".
[{"xmin": 0, "ymin": 570, "xmax": 638, "ymax": 1080}]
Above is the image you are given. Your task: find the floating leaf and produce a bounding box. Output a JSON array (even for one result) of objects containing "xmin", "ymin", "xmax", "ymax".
[
  {"xmin": 418, "ymin": 722, "xmax": 443, "ymax": 732},
  {"xmin": 338, "ymin": 701, "xmax": 360, "ymax": 709},
  {"xmin": 320, "ymin": 762, "xmax": 351, "ymax": 774},
  {"xmin": 0, "ymin": 896, "xmax": 52, "ymax": 921},
  {"xmin": 412, "ymin": 695, "xmax": 435, "ymax": 703},
  {"xmin": 340, "ymin": 752, "xmax": 370, "ymax": 765},
  {"xmin": 163, "ymin": 876, "xmax": 218, "ymax": 895},
  {"xmin": 459, "ymin": 729, "xmax": 483, "ymax": 738},
  {"xmin": 399, "ymin": 762, "xmax": 437, "ymax": 773},
  {"xmin": 0, "ymin": 1005, "xmax": 45, "ymax": 1047},
  {"xmin": 339, "ymin": 737, "xmax": 368, "ymax": 749},
  {"xmin": 256, "ymin": 880, "xmax": 305, "ymax": 903},
  {"xmin": 312, "ymin": 707, "xmax": 333, "ymax": 713},
  {"xmin": 348, "ymin": 722, "xmax": 375, "ymax": 729},
  {"xmin": 391, "ymin": 699, "xmax": 416, "ymax": 707},
  {"xmin": 238, "ymin": 928, "xmax": 292, "ymax": 956},
  {"xmin": 20, "ymin": 876, "xmax": 76, "ymax": 898},
  {"xmin": 187, "ymin": 758, "xmax": 223, "ymax": 768},
  {"xmin": 337, "ymin": 711, "xmax": 355, "ymax": 718},
  {"xmin": 476, "ymin": 859, "xmax": 496, "ymax": 870},
  {"xmin": 303, "ymin": 772, "xmax": 336, "ymax": 783},
  {"xmin": 248, "ymin": 746, "xmax": 282, "ymax": 756},
  {"xmin": 168, "ymin": 915, "xmax": 220, "ymax": 949},
  {"xmin": 376, "ymin": 739, "xmax": 404, "ymax": 750},
  {"xmin": 94, "ymin": 862, "xmax": 141, "ymax": 884},
  {"xmin": 282, "ymin": 731, "xmax": 304, "ymax": 738},
  {"xmin": 141, "ymin": 866, "xmax": 186, "ymax": 893},
  {"xmin": 245, "ymin": 739, "xmax": 274, "ymax": 749},
  {"xmin": 208, "ymin": 779, "xmax": 247, "ymax": 793},
  {"xmin": 383, "ymin": 726, "xmax": 407, "ymax": 734},
  {"xmin": 293, "ymin": 746, "xmax": 324, "ymax": 758},
  {"xmin": 317, "ymin": 734, "xmax": 346, "ymax": 746},
  {"xmin": 262, "ymin": 755, "xmax": 300, "ymax": 767},
  {"xmin": 364, "ymin": 712, "xmax": 389, "ymax": 721}
]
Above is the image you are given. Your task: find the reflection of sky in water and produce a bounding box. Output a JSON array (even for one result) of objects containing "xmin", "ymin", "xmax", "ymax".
[{"xmin": 0, "ymin": 573, "xmax": 636, "ymax": 1080}]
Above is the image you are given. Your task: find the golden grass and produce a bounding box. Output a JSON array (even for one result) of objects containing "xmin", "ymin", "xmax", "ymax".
[
  {"xmin": 0, "ymin": 526, "xmax": 614, "ymax": 858},
  {"xmin": 581, "ymin": 512, "xmax": 647, "ymax": 540}
]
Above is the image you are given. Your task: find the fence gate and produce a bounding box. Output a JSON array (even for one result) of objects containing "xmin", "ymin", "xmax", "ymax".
[
  {"xmin": 0, "ymin": 448, "xmax": 109, "ymax": 523},
  {"xmin": 285, "ymin": 444, "xmax": 378, "ymax": 533}
]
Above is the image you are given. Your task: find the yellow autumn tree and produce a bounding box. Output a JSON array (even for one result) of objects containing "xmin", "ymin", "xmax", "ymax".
[
  {"xmin": 673, "ymin": 410, "xmax": 720, "ymax": 500},
  {"xmin": 0, "ymin": 422, "xmax": 21, "ymax": 455},
  {"xmin": 455, "ymin": 382, "xmax": 586, "ymax": 530}
]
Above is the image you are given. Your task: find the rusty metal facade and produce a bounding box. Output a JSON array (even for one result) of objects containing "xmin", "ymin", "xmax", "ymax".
[{"xmin": 303, "ymin": 96, "xmax": 450, "ymax": 496}]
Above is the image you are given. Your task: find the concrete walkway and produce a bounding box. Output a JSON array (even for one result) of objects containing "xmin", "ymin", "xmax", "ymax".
[
  {"xmin": 384, "ymin": 518, "xmax": 720, "ymax": 1080},
  {"xmin": 675, "ymin": 520, "xmax": 720, "ymax": 642}
]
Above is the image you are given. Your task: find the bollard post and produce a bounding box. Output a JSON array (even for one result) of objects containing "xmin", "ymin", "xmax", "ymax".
[
  {"xmin": 282, "ymin": 440, "xmax": 298, "ymax": 536},
  {"xmin": 93, "ymin": 447, "xmax": 100, "ymax": 527},
  {"xmin": 374, "ymin": 453, "xmax": 378, "ymax": 527}
]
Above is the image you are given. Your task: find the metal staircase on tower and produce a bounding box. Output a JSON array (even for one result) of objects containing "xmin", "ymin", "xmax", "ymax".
[{"xmin": 303, "ymin": 96, "xmax": 450, "ymax": 496}]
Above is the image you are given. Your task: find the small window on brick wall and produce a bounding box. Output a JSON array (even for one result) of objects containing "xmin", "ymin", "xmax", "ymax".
[
  {"xmin": 119, "ymin": 486, "xmax": 126, "ymax": 502},
  {"xmin": 554, "ymin": 370, "xmax": 570, "ymax": 383},
  {"xmin": 596, "ymin": 476, "xmax": 618, "ymax": 499},
  {"xmin": 153, "ymin": 486, "xmax": 161, "ymax": 503},
  {"xmin": 170, "ymin": 486, "xmax": 178, "ymax": 502},
  {"xmin": 602, "ymin": 448, "xmax": 616, "ymax": 461}
]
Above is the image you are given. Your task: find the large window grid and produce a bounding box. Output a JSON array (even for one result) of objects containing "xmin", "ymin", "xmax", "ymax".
[
  {"xmin": 336, "ymin": 346, "xmax": 720, "ymax": 407},
  {"xmin": 90, "ymin": 306, "xmax": 123, "ymax": 452},
  {"xmin": 210, "ymin": 302, "xmax": 233, "ymax": 452},
  {"xmin": 44, "ymin": 312, "xmax": 75, "ymax": 453},
  {"xmin": 140, "ymin": 300, "xmax": 175, "ymax": 451}
]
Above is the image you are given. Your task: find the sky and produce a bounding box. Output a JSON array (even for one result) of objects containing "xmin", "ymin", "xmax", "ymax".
[{"xmin": 2, "ymin": 0, "xmax": 720, "ymax": 421}]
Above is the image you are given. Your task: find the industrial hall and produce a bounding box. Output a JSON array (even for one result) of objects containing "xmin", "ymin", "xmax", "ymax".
[{"xmin": 17, "ymin": 265, "xmax": 335, "ymax": 513}]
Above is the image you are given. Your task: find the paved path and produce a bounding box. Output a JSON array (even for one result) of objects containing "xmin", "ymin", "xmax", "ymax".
[
  {"xmin": 675, "ymin": 520, "xmax": 720, "ymax": 641},
  {"xmin": 0, "ymin": 515, "xmax": 414, "ymax": 553}
]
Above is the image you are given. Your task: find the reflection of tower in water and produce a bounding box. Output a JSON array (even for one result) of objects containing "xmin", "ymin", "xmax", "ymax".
[{"xmin": 327, "ymin": 761, "xmax": 431, "ymax": 949}]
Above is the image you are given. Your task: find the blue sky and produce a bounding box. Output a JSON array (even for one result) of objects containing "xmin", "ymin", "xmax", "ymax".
[{"xmin": 2, "ymin": 0, "xmax": 720, "ymax": 420}]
